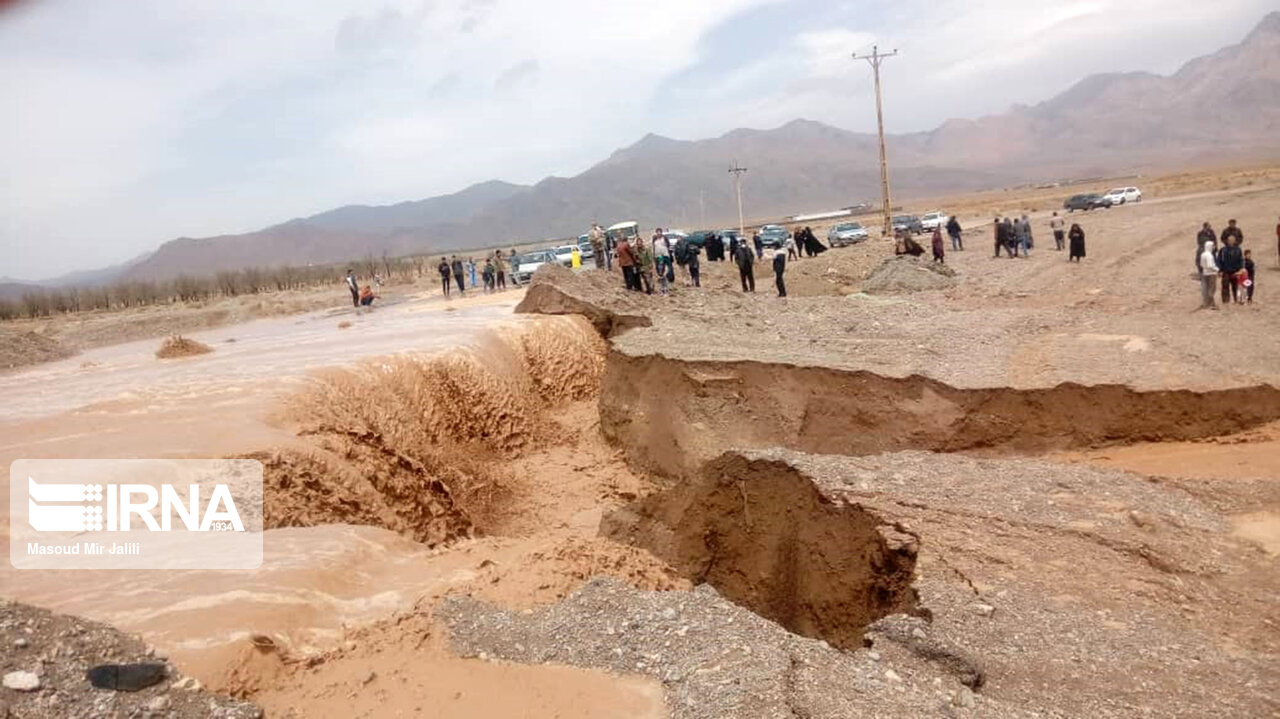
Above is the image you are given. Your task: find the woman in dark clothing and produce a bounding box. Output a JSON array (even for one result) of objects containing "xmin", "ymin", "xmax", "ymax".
[
  {"xmin": 1068, "ymin": 224, "xmax": 1086, "ymax": 262},
  {"xmin": 801, "ymin": 227, "xmax": 827, "ymax": 256},
  {"xmin": 437, "ymin": 258, "xmax": 452, "ymax": 296}
]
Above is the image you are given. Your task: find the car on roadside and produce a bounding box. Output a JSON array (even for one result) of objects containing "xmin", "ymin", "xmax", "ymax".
[
  {"xmin": 1063, "ymin": 193, "xmax": 1112, "ymax": 212},
  {"xmin": 826, "ymin": 221, "xmax": 869, "ymax": 247},
  {"xmin": 510, "ymin": 250, "xmax": 556, "ymax": 285},
  {"xmin": 921, "ymin": 211, "xmax": 948, "ymax": 231},
  {"xmin": 758, "ymin": 224, "xmax": 790, "ymax": 248},
  {"xmin": 577, "ymin": 234, "xmax": 595, "ymax": 260},
  {"xmin": 551, "ymin": 245, "xmax": 579, "ymax": 266},
  {"xmin": 1102, "ymin": 186, "xmax": 1142, "ymax": 205},
  {"xmin": 891, "ymin": 214, "xmax": 923, "ymax": 235}
]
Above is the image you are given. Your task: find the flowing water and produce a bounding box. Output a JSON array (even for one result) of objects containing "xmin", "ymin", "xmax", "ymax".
[{"xmin": 0, "ymin": 295, "xmax": 539, "ymax": 679}]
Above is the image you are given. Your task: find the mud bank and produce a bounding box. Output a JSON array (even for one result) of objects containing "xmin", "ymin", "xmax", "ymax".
[
  {"xmin": 602, "ymin": 453, "xmax": 919, "ymax": 649},
  {"xmin": 599, "ymin": 350, "xmax": 1280, "ymax": 477}
]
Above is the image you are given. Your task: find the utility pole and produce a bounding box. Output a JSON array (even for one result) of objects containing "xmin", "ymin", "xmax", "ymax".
[
  {"xmin": 729, "ymin": 162, "xmax": 748, "ymax": 238},
  {"xmin": 852, "ymin": 45, "xmax": 898, "ymax": 237}
]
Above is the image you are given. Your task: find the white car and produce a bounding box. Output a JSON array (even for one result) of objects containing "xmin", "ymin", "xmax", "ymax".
[
  {"xmin": 510, "ymin": 250, "xmax": 556, "ymax": 285},
  {"xmin": 551, "ymin": 245, "xmax": 578, "ymax": 266},
  {"xmin": 826, "ymin": 222, "xmax": 869, "ymax": 247},
  {"xmin": 1102, "ymin": 187, "xmax": 1142, "ymax": 205},
  {"xmin": 921, "ymin": 211, "xmax": 948, "ymax": 231}
]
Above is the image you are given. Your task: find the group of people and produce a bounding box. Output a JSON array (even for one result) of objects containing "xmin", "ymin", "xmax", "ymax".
[
  {"xmin": 991, "ymin": 212, "xmax": 1086, "ymax": 262},
  {"xmin": 437, "ymin": 251, "xmax": 509, "ymax": 297},
  {"xmin": 344, "ymin": 269, "xmax": 380, "ymax": 308},
  {"xmin": 1195, "ymin": 219, "xmax": 1257, "ymax": 310},
  {"xmin": 598, "ymin": 223, "xmax": 798, "ymax": 298}
]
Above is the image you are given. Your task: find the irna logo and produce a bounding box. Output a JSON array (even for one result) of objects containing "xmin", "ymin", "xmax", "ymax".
[{"xmin": 26, "ymin": 477, "xmax": 245, "ymax": 533}]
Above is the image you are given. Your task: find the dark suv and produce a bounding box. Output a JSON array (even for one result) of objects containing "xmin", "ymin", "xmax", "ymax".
[
  {"xmin": 1064, "ymin": 194, "xmax": 1112, "ymax": 211},
  {"xmin": 891, "ymin": 214, "xmax": 923, "ymax": 235}
]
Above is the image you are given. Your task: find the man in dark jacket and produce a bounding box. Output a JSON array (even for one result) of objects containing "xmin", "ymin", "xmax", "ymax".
[
  {"xmin": 1217, "ymin": 236, "xmax": 1244, "ymax": 304},
  {"xmin": 946, "ymin": 216, "xmax": 963, "ymax": 251},
  {"xmin": 735, "ymin": 242, "xmax": 755, "ymax": 292},
  {"xmin": 772, "ymin": 247, "xmax": 787, "ymax": 297},
  {"xmin": 1220, "ymin": 219, "xmax": 1243, "ymax": 247},
  {"xmin": 753, "ymin": 232, "xmax": 764, "ymax": 260},
  {"xmin": 993, "ymin": 217, "xmax": 1005, "ymax": 257},
  {"xmin": 450, "ymin": 256, "xmax": 465, "ymax": 294},
  {"xmin": 1196, "ymin": 222, "xmax": 1217, "ymax": 272}
]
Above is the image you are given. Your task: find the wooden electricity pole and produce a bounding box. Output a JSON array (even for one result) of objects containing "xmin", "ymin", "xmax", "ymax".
[
  {"xmin": 852, "ymin": 45, "xmax": 898, "ymax": 237},
  {"xmin": 729, "ymin": 162, "xmax": 748, "ymax": 237}
]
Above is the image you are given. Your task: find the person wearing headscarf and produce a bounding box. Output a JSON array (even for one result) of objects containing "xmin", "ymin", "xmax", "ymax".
[{"xmin": 1068, "ymin": 224, "xmax": 1086, "ymax": 262}]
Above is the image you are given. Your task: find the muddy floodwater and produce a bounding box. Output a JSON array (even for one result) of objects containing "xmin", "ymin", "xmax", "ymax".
[{"xmin": 0, "ymin": 295, "xmax": 532, "ymax": 678}]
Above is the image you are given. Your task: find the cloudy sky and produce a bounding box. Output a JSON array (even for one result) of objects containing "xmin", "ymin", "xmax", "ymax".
[{"xmin": 1, "ymin": 0, "xmax": 1273, "ymax": 280}]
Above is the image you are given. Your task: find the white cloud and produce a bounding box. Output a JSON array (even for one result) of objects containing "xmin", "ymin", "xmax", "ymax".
[{"xmin": 0, "ymin": 0, "xmax": 1273, "ymax": 278}]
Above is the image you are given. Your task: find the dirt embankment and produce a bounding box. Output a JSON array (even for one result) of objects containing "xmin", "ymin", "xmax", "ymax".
[
  {"xmin": 0, "ymin": 327, "xmax": 75, "ymax": 372},
  {"xmin": 257, "ymin": 315, "xmax": 607, "ymax": 546},
  {"xmin": 515, "ymin": 264, "xmax": 652, "ymax": 336},
  {"xmin": 599, "ymin": 351, "xmax": 1280, "ymax": 477}
]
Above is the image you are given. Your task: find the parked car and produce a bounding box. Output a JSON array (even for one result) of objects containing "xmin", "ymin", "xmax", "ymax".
[
  {"xmin": 606, "ymin": 220, "xmax": 640, "ymax": 244},
  {"xmin": 576, "ymin": 234, "xmax": 595, "ymax": 260},
  {"xmin": 1102, "ymin": 186, "xmax": 1142, "ymax": 205},
  {"xmin": 826, "ymin": 221, "xmax": 869, "ymax": 247},
  {"xmin": 510, "ymin": 250, "xmax": 556, "ymax": 285},
  {"xmin": 758, "ymin": 224, "xmax": 790, "ymax": 248},
  {"xmin": 891, "ymin": 215, "xmax": 923, "ymax": 235},
  {"xmin": 921, "ymin": 211, "xmax": 948, "ymax": 231},
  {"xmin": 551, "ymin": 245, "xmax": 578, "ymax": 266},
  {"xmin": 1063, "ymin": 194, "xmax": 1112, "ymax": 211},
  {"xmin": 718, "ymin": 229, "xmax": 741, "ymax": 245}
]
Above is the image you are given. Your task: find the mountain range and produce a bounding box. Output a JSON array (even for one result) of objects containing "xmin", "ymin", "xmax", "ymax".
[{"xmin": 18, "ymin": 11, "xmax": 1280, "ymax": 287}]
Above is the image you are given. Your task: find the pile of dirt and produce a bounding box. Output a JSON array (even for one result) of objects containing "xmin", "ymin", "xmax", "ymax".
[
  {"xmin": 0, "ymin": 600, "xmax": 261, "ymax": 719},
  {"xmin": 516, "ymin": 264, "xmax": 653, "ymax": 336},
  {"xmin": 860, "ymin": 255, "xmax": 958, "ymax": 294},
  {"xmin": 0, "ymin": 328, "xmax": 74, "ymax": 371},
  {"xmin": 265, "ymin": 316, "xmax": 607, "ymax": 546},
  {"xmin": 155, "ymin": 334, "xmax": 213, "ymax": 359}
]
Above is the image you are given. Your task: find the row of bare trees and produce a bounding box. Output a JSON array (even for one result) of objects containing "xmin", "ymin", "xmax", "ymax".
[{"xmin": 1, "ymin": 251, "xmax": 441, "ymax": 321}]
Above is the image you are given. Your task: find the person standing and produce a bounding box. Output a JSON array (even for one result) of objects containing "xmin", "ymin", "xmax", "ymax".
[
  {"xmin": 1022, "ymin": 214, "xmax": 1034, "ymax": 251},
  {"xmin": 635, "ymin": 237, "xmax": 654, "ymax": 294},
  {"xmin": 785, "ymin": 232, "xmax": 798, "ymax": 261},
  {"xmin": 437, "ymin": 258, "xmax": 452, "ymax": 297},
  {"xmin": 946, "ymin": 215, "xmax": 963, "ymax": 251},
  {"xmin": 467, "ymin": 258, "xmax": 478, "ymax": 288},
  {"xmin": 753, "ymin": 232, "xmax": 764, "ymax": 260},
  {"xmin": 1217, "ymin": 235, "xmax": 1244, "ymax": 305},
  {"xmin": 1199, "ymin": 240, "xmax": 1220, "ymax": 310},
  {"xmin": 1003, "ymin": 216, "xmax": 1018, "ymax": 258},
  {"xmin": 571, "ymin": 245, "xmax": 582, "ymax": 269},
  {"xmin": 483, "ymin": 258, "xmax": 495, "ymax": 292},
  {"xmin": 772, "ymin": 246, "xmax": 787, "ymax": 297},
  {"xmin": 1196, "ymin": 222, "xmax": 1217, "ymax": 274},
  {"xmin": 1068, "ymin": 224, "xmax": 1086, "ymax": 262},
  {"xmin": 931, "ymin": 226, "xmax": 945, "ymax": 263},
  {"xmin": 1275, "ymin": 215, "xmax": 1280, "ymax": 267},
  {"xmin": 494, "ymin": 250, "xmax": 507, "ymax": 290},
  {"xmin": 735, "ymin": 239, "xmax": 755, "ymax": 292},
  {"xmin": 687, "ymin": 240, "xmax": 702, "ymax": 288},
  {"xmin": 1221, "ymin": 219, "xmax": 1243, "ymax": 248},
  {"xmin": 653, "ymin": 232, "xmax": 672, "ymax": 295},
  {"xmin": 344, "ymin": 269, "xmax": 360, "ymax": 308},
  {"xmin": 1243, "ymin": 249, "xmax": 1256, "ymax": 303},
  {"xmin": 616, "ymin": 235, "xmax": 638, "ymax": 291},
  {"xmin": 450, "ymin": 256, "xmax": 465, "ymax": 294},
  {"xmin": 589, "ymin": 223, "xmax": 606, "ymax": 269},
  {"xmin": 728, "ymin": 233, "xmax": 739, "ymax": 262},
  {"xmin": 993, "ymin": 216, "xmax": 1005, "ymax": 258},
  {"xmin": 1050, "ymin": 212, "xmax": 1066, "ymax": 251}
]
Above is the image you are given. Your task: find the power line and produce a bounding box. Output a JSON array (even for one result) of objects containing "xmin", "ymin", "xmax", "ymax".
[
  {"xmin": 852, "ymin": 45, "xmax": 898, "ymax": 238},
  {"xmin": 729, "ymin": 162, "xmax": 748, "ymax": 238}
]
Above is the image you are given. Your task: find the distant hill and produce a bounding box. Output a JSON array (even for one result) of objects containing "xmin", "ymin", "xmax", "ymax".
[{"xmin": 42, "ymin": 11, "xmax": 1280, "ymax": 284}]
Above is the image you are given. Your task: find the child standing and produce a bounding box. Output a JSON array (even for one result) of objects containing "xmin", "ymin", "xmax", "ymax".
[{"xmin": 1244, "ymin": 249, "xmax": 1256, "ymax": 304}]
